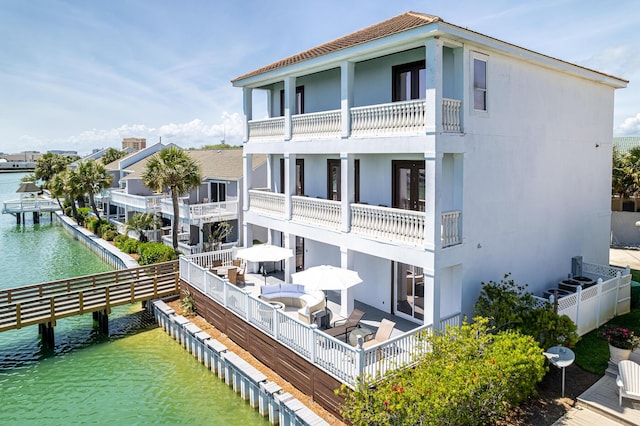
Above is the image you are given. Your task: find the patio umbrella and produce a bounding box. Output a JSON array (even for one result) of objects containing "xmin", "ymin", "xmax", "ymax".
[
  {"xmin": 235, "ymin": 244, "xmax": 294, "ymax": 284},
  {"xmin": 291, "ymin": 265, "xmax": 363, "ymax": 323},
  {"xmin": 291, "ymin": 265, "xmax": 362, "ymax": 291}
]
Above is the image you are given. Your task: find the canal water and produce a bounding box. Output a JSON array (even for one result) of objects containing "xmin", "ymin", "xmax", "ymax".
[{"xmin": 0, "ymin": 173, "xmax": 267, "ymax": 425}]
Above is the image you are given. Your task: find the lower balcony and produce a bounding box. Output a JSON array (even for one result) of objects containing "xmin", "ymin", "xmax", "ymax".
[
  {"xmin": 248, "ymin": 190, "xmax": 461, "ymax": 248},
  {"xmin": 248, "ymin": 98, "xmax": 462, "ymax": 141}
]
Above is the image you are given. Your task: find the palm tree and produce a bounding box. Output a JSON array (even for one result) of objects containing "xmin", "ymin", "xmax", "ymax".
[
  {"xmin": 48, "ymin": 171, "xmax": 67, "ymax": 210},
  {"xmin": 35, "ymin": 153, "xmax": 71, "ymax": 185},
  {"xmin": 126, "ymin": 212, "xmax": 161, "ymax": 243},
  {"xmin": 63, "ymin": 169, "xmax": 81, "ymax": 220},
  {"xmin": 75, "ymin": 160, "xmax": 112, "ymax": 219},
  {"xmin": 142, "ymin": 147, "xmax": 201, "ymax": 252},
  {"xmin": 101, "ymin": 147, "xmax": 128, "ymax": 165}
]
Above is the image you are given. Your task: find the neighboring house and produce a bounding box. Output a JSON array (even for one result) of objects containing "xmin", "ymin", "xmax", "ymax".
[
  {"xmin": 231, "ymin": 11, "xmax": 627, "ymax": 324},
  {"xmin": 68, "ymin": 147, "xmax": 133, "ymax": 170},
  {"xmin": 102, "ymin": 145, "xmax": 266, "ymax": 253}
]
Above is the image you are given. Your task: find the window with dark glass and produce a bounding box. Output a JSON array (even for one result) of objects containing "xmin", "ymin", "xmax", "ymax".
[
  {"xmin": 279, "ymin": 86, "xmax": 305, "ymax": 116},
  {"xmin": 392, "ymin": 61, "xmax": 426, "ymax": 101},
  {"xmin": 473, "ymin": 58, "xmax": 487, "ymax": 111}
]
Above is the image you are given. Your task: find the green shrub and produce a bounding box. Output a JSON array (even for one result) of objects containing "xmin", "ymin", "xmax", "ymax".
[
  {"xmin": 180, "ymin": 289, "xmax": 196, "ymax": 316},
  {"xmin": 121, "ymin": 238, "xmax": 139, "ymax": 254},
  {"xmin": 102, "ymin": 229, "xmax": 119, "ymax": 241},
  {"xmin": 137, "ymin": 242, "xmax": 177, "ymax": 265},
  {"xmin": 474, "ymin": 273, "xmax": 579, "ymax": 348},
  {"xmin": 98, "ymin": 221, "xmax": 115, "ymax": 237},
  {"xmin": 76, "ymin": 207, "xmax": 91, "ymax": 226},
  {"xmin": 113, "ymin": 234, "xmax": 128, "ymax": 247},
  {"xmin": 340, "ymin": 318, "xmax": 546, "ymax": 425}
]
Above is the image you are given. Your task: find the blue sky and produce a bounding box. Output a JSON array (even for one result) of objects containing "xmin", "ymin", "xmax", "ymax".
[{"xmin": 1, "ymin": 0, "xmax": 639, "ymax": 155}]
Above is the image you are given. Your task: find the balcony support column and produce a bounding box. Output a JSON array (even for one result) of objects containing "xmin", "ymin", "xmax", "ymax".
[
  {"xmin": 340, "ymin": 61, "xmax": 354, "ymax": 138},
  {"xmin": 424, "ymin": 37, "xmax": 443, "ymax": 134},
  {"xmin": 340, "ymin": 247, "xmax": 354, "ymax": 317},
  {"xmin": 242, "ymin": 87, "xmax": 253, "ymax": 143},
  {"xmin": 283, "ymin": 232, "xmax": 296, "ymax": 283},
  {"xmin": 242, "ymin": 153, "xmax": 252, "ymax": 248},
  {"xmin": 283, "ymin": 76, "xmax": 296, "ymax": 141},
  {"xmin": 340, "ymin": 153, "xmax": 354, "ymax": 233},
  {"xmin": 283, "ymin": 153, "xmax": 296, "ymax": 220}
]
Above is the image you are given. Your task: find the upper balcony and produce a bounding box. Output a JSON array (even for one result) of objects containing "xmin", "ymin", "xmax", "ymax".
[
  {"xmin": 248, "ymin": 189, "xmax": 461, "ymax": 249},
  {"xmin": 160, "ymin": 198, "xmax": 239, "ymax": 225},
  {"xmin": 247, "ymin": 98, "xmax": 461, "ymax": 143},
  {"xmin": 108, "ymin": 190, "xmax": 162, "ymax": 213}
]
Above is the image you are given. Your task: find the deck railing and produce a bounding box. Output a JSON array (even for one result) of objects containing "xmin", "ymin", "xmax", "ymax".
[
  {"xmin": 248, "ymin": 191, "xmax": 461, "ymax": 248},
  {"xmin": 248, "ymin": 189, "xmax": 285, "ymax": 216},
  {"xmin": 442, "ymin": 98, "xmax": 462, "ymax": 132},
  {"xmin": 351, "ymin": 99, "xmax": 425, "ymax": 137},
  {"xmin": 109, "ymin": 191, "xmax": 162, "ymax": 212},
  {"xmin": 291, "ymin": 196, "xmax": 341, "ymax": 228},
  {"xmin": 247, "ymin": 98, "xmax": 462, "ymax": 142},
  {"xmin": 292, "ymin": 110, "xmax": 341, "ymax": 139},
  {"xmin": 180, "ymin": 256, "xmax": 459, "ymax": 387},
  {"xmin": 351, "ymin": 203, "xmax": 425, "ymax": 246},
  {"xmin": 441, "ymin": 210, "xmax": 461, "ymax": 247},
  {"xmin": 248, "ymin": 116, "xmax": 285, "ymax": 140},
  {"xmin": 2, "ymin": 198, "xmax": 60, "ymax": 214}
]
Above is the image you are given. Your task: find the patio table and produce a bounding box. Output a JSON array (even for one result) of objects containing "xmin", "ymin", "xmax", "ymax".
[{"xmin": 544, "ymin": 345, "xmax": 575, "ymax": 397}]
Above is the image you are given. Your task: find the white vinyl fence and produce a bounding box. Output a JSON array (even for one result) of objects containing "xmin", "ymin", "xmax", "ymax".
[{"xmin": 533, "ymin": 262, "xmax": 631, "ymax": 336}]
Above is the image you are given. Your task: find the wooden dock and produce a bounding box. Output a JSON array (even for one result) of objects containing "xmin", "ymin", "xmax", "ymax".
[
  {"xmin": 552, "ymin": 375, "xmax": 640, "ymax": 425},
  {"xmin": 2, "ymin": 198, "xmax": 60, "ymax": 224},
  {"xmin": 0, "ymin": 260, "xmax": 180, "ymax": 345}
]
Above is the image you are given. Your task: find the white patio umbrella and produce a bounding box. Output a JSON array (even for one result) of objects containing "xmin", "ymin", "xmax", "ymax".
[
  {"xmin": 291, "ymin": 265, "xmax": 363, "ymax": 323},
  {"xmin": 291, "ymin": 265, "xmax": 363, "ymax": 291},
  {"xmin": 235, "ymin": 244, "xmax": 294, "ymax": 284}
]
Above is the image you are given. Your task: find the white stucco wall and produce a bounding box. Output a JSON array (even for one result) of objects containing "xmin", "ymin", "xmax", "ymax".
[{"xmin": 455, "ymin": 44, "xmax": 616, "ymax": 315}]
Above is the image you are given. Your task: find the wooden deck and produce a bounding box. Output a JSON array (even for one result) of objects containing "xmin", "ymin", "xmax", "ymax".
[
  {"xmin": 553, "ymin": 375, "xmax": 640, "ymax": 425},
  {"xmin": 0, "ymin": 260, "xmax": 180, "ymax": 331}
]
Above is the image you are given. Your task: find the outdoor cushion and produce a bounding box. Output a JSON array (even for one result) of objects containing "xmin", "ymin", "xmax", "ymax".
[{"xmin": 260, "ymin": 285, "xmax": 281, "ymax": 296}]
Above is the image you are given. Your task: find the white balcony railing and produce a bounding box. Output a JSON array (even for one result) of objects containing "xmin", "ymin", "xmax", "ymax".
[
  {"xmin": 442, "ymin": 98, "xmax": 462, "ymax": 132},
  {"xmin": 248, "ymin": 116, "xmax": 285, "ymax": 140},
  {"xmin": 291, "ymin": 110, "xmax": 341, "ymax": 139},
  {"xmin": 248, "ymin": 189, "xmax": 285, "ymax": 217},
  {"xmin": 351, "ymin": 203, "xmax": 425, "ymax": 245},
  {"xmin": 441, "ymin": 210, "xmax": 461, "ymax": 247},
  {"xmin": 109, "ymin": 190, "xmax": 162, "ymax": 212},
  {"xmin": 248, "ymin": 191, "xmax": 461, "ymax": 248},
  {"xmin": 247, "ymin": 98, "xmax": 462, "ymax": 142},
  {"xmin": 291, "ymin": 196, "xmax": 341, "ymax": 228},
  {"xmin": 351, "ymin": 99, "xmax": 425, "ymax": 137}
]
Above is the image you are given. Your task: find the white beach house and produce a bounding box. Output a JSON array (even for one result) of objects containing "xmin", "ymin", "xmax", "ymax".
[{"xmin": 232, "ymin": 11, "xmax": 628, "ymax": 326}]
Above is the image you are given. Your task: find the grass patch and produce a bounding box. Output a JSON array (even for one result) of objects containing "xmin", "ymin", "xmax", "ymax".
[{"xmin": 574, "ymin": 305, "xmax": 640, "ymax": 374}]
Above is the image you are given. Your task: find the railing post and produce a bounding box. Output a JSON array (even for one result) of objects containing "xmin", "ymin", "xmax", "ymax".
[
  {"xmin": 16, "ymin": 303, "xmax": 21, "ymax": 329},
  {"xmin": 153, "ymin": 276, "xmax": 158, "ymax": 297},
  {"xmin": 49, "ymin": 296, "xmax": 56, "ymax": 326},
  {"xmin": 596, "ymin": 278, "xmax": 603, "ymax": 327},
  {"xmin": 309, "ymin": 325, "xmax": 318, "ymax": 363},
  {"xmin": 79, "ymin": 291, "xmax": 84, "ymax": 314},
  {"xmin": 105, "ymin": 287, "xmax": 111, "ymax": 314}
]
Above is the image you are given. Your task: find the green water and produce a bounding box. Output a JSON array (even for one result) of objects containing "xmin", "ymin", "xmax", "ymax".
[{"xmin": 0, "ymin": 173, "xmax": 267, "ymax": 425}]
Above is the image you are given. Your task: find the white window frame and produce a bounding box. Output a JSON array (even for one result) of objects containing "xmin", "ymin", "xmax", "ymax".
[{"xmin": 470, "ymin": 51, "xmax": 489, "ymax": 115}]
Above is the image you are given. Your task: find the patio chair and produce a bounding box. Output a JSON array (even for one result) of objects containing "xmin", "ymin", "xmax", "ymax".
[
  {"xmin": 228, "ymin": 267, "xmax": 245, "ymax": 285},
  {"xmin": 616, "ymin": 360, "xmax": 640, "ymax": 406},
  {"xmin": 212, "ymin": 260, "xmax": 223, "ymax": 268},
  {"xmin": 232, "ymin": 259, "xmax": 242, "ymax": 267},
  {"xmin": 362, "ymin": 319, "xmax": 396, "ymax": 349},
  {"xmin": 324, "ymin": 309, "xmax": 365, "ymax": 340}
]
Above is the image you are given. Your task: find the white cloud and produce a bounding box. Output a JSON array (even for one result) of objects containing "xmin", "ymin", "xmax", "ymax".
[
  {"xmin": 15, "ymin": 113, "xmax": 245, "ymax": 156},
  {"xmin": 616, "ymin": 113, "xmax": 640, "ymax": 136}
]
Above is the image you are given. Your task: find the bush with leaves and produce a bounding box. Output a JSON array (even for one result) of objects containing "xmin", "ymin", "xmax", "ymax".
[
  {"xmin": 102, "ymin": 229, "xmax": 119, "ymax": 241},
  {"xmin": 113, "ymin": 234, "xmax": 128, "ymax": 247},
  {"xmin": 121, "ymin": 238, "xmax": 139, "ymax": 254},
  {"xmin": 76, "ymin": 207, "xmax": 91, "ymax": 226},
  {"xmin": 137, "ymin": 242, "xmax": 177, "ymax": 265},
  {"xmin": 340, "ymin": 318, "xmax": 546, "ymax": 425},
  {"xmin": 474, "ymin": 273, "xmax": 579, "ymax": 348}
]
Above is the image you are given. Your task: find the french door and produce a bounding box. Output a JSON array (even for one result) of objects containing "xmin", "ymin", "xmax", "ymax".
[{"xmin": 392, "ymin": 160, "xmax": 425, "ymax": 211}]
